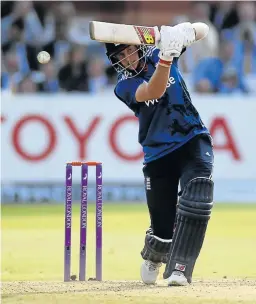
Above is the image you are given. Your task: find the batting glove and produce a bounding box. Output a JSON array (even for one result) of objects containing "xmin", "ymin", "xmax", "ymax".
[
  {"xmin": 174, "ymin": 22, "xmax": 196, "ymax": 47},
  {"xmin": 157, "ymin": 26, "xmax": 184, "ymax": 67}
]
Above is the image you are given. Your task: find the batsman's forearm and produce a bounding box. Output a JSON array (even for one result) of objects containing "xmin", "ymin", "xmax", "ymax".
[
  {"xmin": 135, "ymin": 63, "xmax": 171, "ymax": 102},
  {"xmin": 146, "ymin": 64, "xmax": 171, "ymax": 99}
]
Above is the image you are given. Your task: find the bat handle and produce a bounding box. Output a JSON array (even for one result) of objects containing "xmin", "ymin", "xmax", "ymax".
[{"xmin": 154, "ymin": 27, "xmax": 161, "ymax": 45}]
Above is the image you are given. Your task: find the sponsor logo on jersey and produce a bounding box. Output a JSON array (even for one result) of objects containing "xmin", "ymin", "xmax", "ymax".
[{"xmin": 145, "ymin": 77, "xmax": 176, "ymax": 107}]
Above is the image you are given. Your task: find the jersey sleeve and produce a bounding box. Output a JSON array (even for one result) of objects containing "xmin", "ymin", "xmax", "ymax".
[
  {"xmin": 114, "ymin": 78, "xmax": 144, "ymax": 114},
  {"xmin": 148, "ymin": 47, "xmax": 160, "ymax": 65},
  {"xmin": 172, "ymin": 47, "xmax": 187, "ymax": 66}
]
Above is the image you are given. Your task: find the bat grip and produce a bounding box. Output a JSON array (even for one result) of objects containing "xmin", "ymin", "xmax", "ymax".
[{"xmin": 154, "ymin": 27, "xmax": 161, "ymax": 45}]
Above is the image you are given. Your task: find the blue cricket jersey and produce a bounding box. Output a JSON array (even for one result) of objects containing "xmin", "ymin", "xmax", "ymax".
[{"xmin": 114, "ymin": 47, "xmax": 209, "ymax": 163}]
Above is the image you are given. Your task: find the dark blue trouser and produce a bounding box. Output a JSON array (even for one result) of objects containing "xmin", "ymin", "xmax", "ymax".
[{"xmin": 143, "ymin": 134, "xmax": 214, "ymax": 239}]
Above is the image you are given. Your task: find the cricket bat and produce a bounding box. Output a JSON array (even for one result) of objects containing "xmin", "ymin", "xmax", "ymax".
[{"xmin": 89, "ymin": 21, "xmax": 161, "ymax": 45}]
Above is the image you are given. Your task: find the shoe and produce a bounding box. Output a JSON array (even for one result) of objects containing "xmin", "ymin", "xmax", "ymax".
[
  {"xmin": 140, "ymin": 260, "xmax": 162, "ymax": 285},
  {"xmin": 167, "ymin": 271, "xmax": 188, "ymax": 286}
]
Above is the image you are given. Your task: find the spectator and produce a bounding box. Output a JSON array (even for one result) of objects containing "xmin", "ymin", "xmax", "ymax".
[
  {"xmin": 53, "ymin": 22, "xmax": 71, "ymax": 68},
  {"xmin": 1, "ymin": 66, "xmax": 9, "ymax": 91},
  {"xmin": 1, "ymin": 49, "xmax": 24, "ymax": 92},
  {"xmin": 88, "ymin": 57, "xmax": 108, "ymax": 93},
  {"xmin": 50, "ymin": 2, "xmax": 75, "ymax": 66},
  {"xmin": 193, "ymin": 41, "xmax": 249, "ymax": 94},
  {"xmin": 235, "ymin": 28, "xmax": 256, "ymax": 76},
  {"xmin": 228, "ymin": 2, "xmax": 256, "ymax": 76},
  {"xmin": 2, "ymin": 2, "xmax": 44, "ymax": 71},
  {"xmin": 179, "ymin": 2, "xmax": 219, "ymax": 73},
  {"xmin": 1, "ymin": 1, "xmax": 254, "ymax": 95},
  {"xmin": 219, "ymin": 67, "xmax": 243, "ymax": 93},
  {"xmin": 17, "ymin": 74, "xmax": 38, "ymax": 93},
  {"xmin": 1, "ymin": 1, "xmax": 29, "ymax": 47},
  {"xmin": 24, "ymin": 2, "xmax": 56, "ymax": 49},
  {"xmin": 40, "ymin": 61, "xmax": 60, "ymax": 93},
  {"xmin": 222, "ymin": 2, "xmax": 256, "ymax": 41},
  {"xmin": 105, "ymin": 64, "xmax": 117, "ymax": 85},
  {"xmin": 58, "ymin": 45, "xmax": 89, "ymax": 92},
  {"xmin": 1, "ymin": 55, "xmax": 11, "ymax": 91},
  {"xmin": 210, "ymin": 2, "xmax": 239, "ymax": 31},
  {"xmin": 7, "ymin": 24, "xmax": 32, "ymax": 74}
]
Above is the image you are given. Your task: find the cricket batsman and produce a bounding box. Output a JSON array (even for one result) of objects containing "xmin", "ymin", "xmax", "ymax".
[{"xmin": 105, "ymin": 22, "xmax": 214, "ymax": 286}]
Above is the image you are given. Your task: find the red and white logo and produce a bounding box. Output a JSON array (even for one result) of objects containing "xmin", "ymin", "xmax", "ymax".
[{"xmin": 175, "ymin": 263, "xmax": 186, "ymax": 272}]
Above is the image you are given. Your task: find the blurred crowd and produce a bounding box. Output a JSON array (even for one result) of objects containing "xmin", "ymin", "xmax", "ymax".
[
  {"xmin": 177, "ymin": 1, "xmax": 256, "ymax": 94},
  {"xmin": 1, "ymin": 1, "xmax": 256, "ymax": 95}
]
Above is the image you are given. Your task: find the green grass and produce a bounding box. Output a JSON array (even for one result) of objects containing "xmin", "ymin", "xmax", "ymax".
[{"xmin": 2, "ymin": 203, "xmax": 256, "ymax": 303}]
